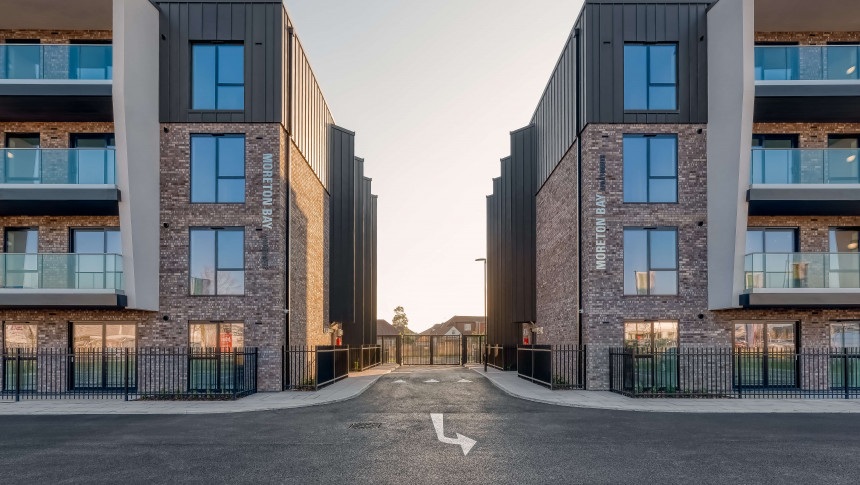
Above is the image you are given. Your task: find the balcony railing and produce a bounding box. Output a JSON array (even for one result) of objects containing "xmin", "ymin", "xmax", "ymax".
[
  {"xmin": 1, "ymin": 149, "xmax": 116, "ymax": 184},
  {"xmin": 744, "ymin": 252, "xmax": 860, "ymax": 290},
  {"xmin": 0, "ymin": 254, "xmax": 123, "ymax": 290},
  {"xmin": 0, "ymin": 44, "xmax": 112, "ymax": 80},
  {"xmin": 755, "ymin": 45, "xmax": 860, "ymax": 82},
  {"xmin": 751, "ymin": 148, "xmax": 860, "ymax": 185}
]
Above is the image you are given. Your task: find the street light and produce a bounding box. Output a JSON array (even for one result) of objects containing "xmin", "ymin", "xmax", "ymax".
[{"xmin": 475, "ymin": 258, "xmax": 487, "ymax": 372}]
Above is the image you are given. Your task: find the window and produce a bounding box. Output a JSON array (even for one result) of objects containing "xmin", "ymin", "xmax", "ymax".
[
  {"xmin": 190, "ymin": 228, "xmax": 245, "ymax": 295},
  {"xmin": 825, "ymin": 42, "xmax": 859, "ymax": 81},
  {"xmin": 827, "ymin": 135, "xmax": 860, "ymax": 184},
  {"xmin": 623, "ymin": 321, "xmax": 678, "ymax": 352},
  {"xmin": 624, "ymin": 44, "xmax": 677, "ymax": 110},
  {"xmin": 4, "ymin": 228, "xmax": 38, "ymax": 289},
  {"xmin": 623, "ymin": 228, "xmax": 678, "ymax": 295},
  {"xmin": 4, "ymin": 39, "xmax": 40, "ymax": 80},
  {"xmin": 734, "ymin": 322, "xmax": 798, "ymax": 388},
  {"xmin": 831, "ymin": 322, "xmax": 860, "ymax": 349},
  {"xmin": 751, "ymin": 134, "xmax": 799, "ymax": 184},
  {"xmin": 4, "ymin": 323, "xmax": 37, "ymax": 349},
  {"xmin": 189, "ymin": 322, "xmax": 245, "ymax": 350},
  {"xmin": 623, "ymin": 134, "xmax": 677, "ymax": 203},
  {"xmin": 191, "ymin": 135, "xmax": 245, "ymax": 203},
  {"xmin": 754, "ymin": 42, "xmax": 799, "ymax": 80},
  {"xmin": 71, "ymin": 228, "xmax": 122, "ymax": 290},
  {"xmin": 70, "ymin": 323, "xmax": 136, "ymax": 390},
  {"xmin": 3, "ymin": 323, "xmax": 37, "ymax": 392},
  {"xmin": 4, "ymin": 133, "xmax": 40, "ymax": 184},
  {"xmin": 829, "ymin": 228, "xmax": 860, "ymax": 289},
  {"xmin": 71, "ymin": 133, "xmax": 115, "ymax": 184},
  {"xmin": 192, "ymin": 44, "xmax": 244, "ymax": 110}
]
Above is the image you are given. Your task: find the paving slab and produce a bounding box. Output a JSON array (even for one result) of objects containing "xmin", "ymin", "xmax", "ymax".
[
  {"xmin": 471, "ymin": 366, "xmax": 860, "ymax": 413},
  {"xmin": 0, "ymin": 363, "xmax": 398, "ymax": 416}
]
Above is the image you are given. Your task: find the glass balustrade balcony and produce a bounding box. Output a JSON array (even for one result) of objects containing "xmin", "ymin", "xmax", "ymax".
[
  {"xmin": 0, "ymin": 148, "xmax": 115, "ymax": 185},
  {"xmin": 0, "ymin": 254, "xmax": 123, "ymax": 291},
  {"xmin": 755, "ymin": 45, "xmax": 860, "ymax": 82},
  {"xmin": 744, "ymin": 253, "xmax": 860, "ymax": 290},
  {"xmin": 0, "ymin": 44, "xmax": 112, "ymax": 81},
  {"xmin": 751, "ymin": 148, "xmax": 860, "ymax": 185}
]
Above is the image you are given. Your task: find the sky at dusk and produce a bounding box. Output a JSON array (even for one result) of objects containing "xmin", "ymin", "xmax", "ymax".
[{"xmin": 284, "ymin": 0, "xmax": 585, "ymax": 332}]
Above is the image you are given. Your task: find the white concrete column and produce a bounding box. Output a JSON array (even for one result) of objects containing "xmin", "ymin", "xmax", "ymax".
[
  {"xmin": 113, "ymin": 0, "xmax": 160, "ymax": 310},
  {"xmin": 706, "ymin": 0, "xmax": 756, "ymax": 310}
]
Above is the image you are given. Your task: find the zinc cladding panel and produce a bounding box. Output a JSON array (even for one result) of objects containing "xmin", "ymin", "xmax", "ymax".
[
  {"xmin": 582, "ymin": 2, "xmax": 708, "ymax": 126},
  {"xmin": 329, "ymin": 127, "xmax": 356, "ymax": 324},
  {"xmin": 510, "ymin": 127, "xmax": 537, "ymax": 326},
  {"xmin": 362, "ymin": 178, "xmax": 373, "ymax": 345},
  {"xmin": 291, "ymin": 33, "xmax": 334, "ymax": 190},
  {"xmin": 156, "ymin": 1, "xmax": 283, "ymax": 123},
  {"xmin": 532, "ymin": 22, "xmax": 579, "ymax": 190},
  {"xmin": 353, "ymin": 158, "xmax": 365, "ymax": 344},
  {"xmin": 371, "ymin": 195, "xmax": 378, "ymax": 344}
]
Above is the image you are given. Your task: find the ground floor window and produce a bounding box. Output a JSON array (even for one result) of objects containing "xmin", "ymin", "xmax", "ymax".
[
  {"xmin": 2, "ymin": 323, "xmax": 37, "ymax": 392},
  {"xmin": 830, "ymin": 322, "xmax": 860, "ymax": 390},
  {"xmin": 734, "ymin": 322, "xmax": 798, "ymax": 388},
  {"xmin": 70, "ymin": 323, "xmax": 137, "ymax": 390},
  {"xmin": 623, "ymin": 321, "xmax": 679, "ymax": 392},
  {"xmin": 188, "ymin": 322, "xmax": 246, "ymax": 392}
]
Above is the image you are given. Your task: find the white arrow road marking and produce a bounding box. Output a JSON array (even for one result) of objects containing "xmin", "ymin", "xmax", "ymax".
[
  {"xmin": 393, "ymin": 380, "xmax": 407, "ymax": 384},
  {"xmin": 424, "ymin": 379, "xmax": 439, "ymax": 383},
  {"xmin": 430, "ymin": 413, "xmax": 476, "ymax": 456},
  {"xmin": 457, "ymin": 379, "xmax": 472, "ymax": 383}
]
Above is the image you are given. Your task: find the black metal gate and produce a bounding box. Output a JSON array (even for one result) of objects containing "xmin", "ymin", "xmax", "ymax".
[{"xmin": 401, "ymin": 335, "xmax": 462, "ymax": 365}]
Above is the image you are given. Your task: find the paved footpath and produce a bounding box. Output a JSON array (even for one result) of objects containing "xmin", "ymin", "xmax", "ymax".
[
  {"xmin": 0, "ymin": 364, "xmax": 398, "ymax": 415},
  {"xmin": 473, "ymin": 366, "xmax": 860, "ymax": 413}
]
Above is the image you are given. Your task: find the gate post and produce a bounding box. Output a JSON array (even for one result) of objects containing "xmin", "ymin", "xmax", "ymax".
[
  {"xmin": 461, "ymin": 337, "xmax": 467, "ymax": 366},
  {"xmin": 429, "ymin": 337, "xmax": 435, "ymax": 366},
  {"xmin": 396, "ymin": 336, "xmax": 402, "ymax": 365},
  {"xmin": 15, "ymin": 348, "xmax": 21, "ymax": 403}
]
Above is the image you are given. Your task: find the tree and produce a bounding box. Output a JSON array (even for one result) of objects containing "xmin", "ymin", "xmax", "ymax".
[{"xmin": 392, "ymin": 306, "xmax": 410, "ymax": 334}]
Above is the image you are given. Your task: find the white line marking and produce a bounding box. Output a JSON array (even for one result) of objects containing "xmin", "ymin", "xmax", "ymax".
[
  {"xmin": 424, "ymin": 379, "xmax": 439, "ymax": 383},
  {"xmin": 430, "ymin": 413, "xmax": 476, "ymax": 456},
  {"xmin": 457, "ymin": 379, "xmax": 472, "ymax": 383},
  {"xmin": 393, "ymin": 380, "xmax": 407, "ymax": 384}
]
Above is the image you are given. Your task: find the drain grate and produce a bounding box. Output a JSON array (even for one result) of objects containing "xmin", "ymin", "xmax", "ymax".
[{"xmin": 349, "ymin": 422, "xmax": 382, "ymax": 430}]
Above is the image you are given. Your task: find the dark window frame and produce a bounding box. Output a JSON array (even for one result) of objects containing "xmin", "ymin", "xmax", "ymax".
[
  {"xmin": 622, "ymin": 134, "xmax": 679, "ymax": 204},
  {"xmin": 189, "ymin": 134, "xmax": 246, "ymax": 204},
  {"xmin": 191, "ymin": 43, "xmax": 245, "ymax": 111},
  {"xmin": 623, "ymin": 43, "xmax": 679, "ymax": 113},
  {"xmin": 188, "ymin": 227, "xmax": 245, "ymax": 297},
  {"xmin": 745, "ymin": 227, "xmax": 799, "ymax": 254},
  {"xmin": 623, "ymin": 227, "xmax": 679, "ymax": 296}
]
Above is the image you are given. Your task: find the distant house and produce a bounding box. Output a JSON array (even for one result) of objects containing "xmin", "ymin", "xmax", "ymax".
[
  {"xmin": 419, "ymin": 316, "xmax": 486, "ymax": 336},
  {"xmin": 377, "ymin": 319, "xmax": 414, "ymax": 336}
]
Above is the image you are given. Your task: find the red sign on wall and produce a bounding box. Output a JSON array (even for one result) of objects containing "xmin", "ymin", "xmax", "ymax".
[{"xmin": 220, "ymin": 333, "xmax": 232, "ymax": 350}]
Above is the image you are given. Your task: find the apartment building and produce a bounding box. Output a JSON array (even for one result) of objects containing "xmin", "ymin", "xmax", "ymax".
[
  {"xmin": 0, "ymin": 0, "xmax": 377, "ymax": 392},
  {"xmin": 486, "ymin": 0, "xmax": 860, "ymax": 389}
]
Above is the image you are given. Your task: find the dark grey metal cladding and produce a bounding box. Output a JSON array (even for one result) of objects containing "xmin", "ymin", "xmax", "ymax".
[
  {"xmin": 748, "ymin": 186, "xmax": 860, "ymax": 216},
  {"xmin": 329, "ymin": 125, "xmax": 356, "ymax": 326},
  {"xmin": 343, "ymin": 157, "xmax": 365, "ymax": 347},
  {"xmin": 0, "ymin": 185, "xmax": 120, "ymax": 216},
  {"xmin": 754, "ymin": 83, "xmax": 860, "ymax": 123},
  {"xmin": 371, "ymin": 194, "xmax": 378, "ymax": 345},
  {"xmin": 531, "ymin": 20, "xmax": 580, "ymax": 189},
  {"xmin": 583, "ymin": 1, "xmax": 709, "ymax": 125},
  {"xmin": 741, "ymin": 291, "xmax": 860, "ymax": 308},
  {"xmin": 155, "ymin": 0, "xmax": 284, "ymax": 123},
  {"xmin": 0, "ymin": 290, "xmax": 127, "ymax": 309},
  {"xmin": 362, "ymin": 177, "xmax": 373, "ymax": 345}
]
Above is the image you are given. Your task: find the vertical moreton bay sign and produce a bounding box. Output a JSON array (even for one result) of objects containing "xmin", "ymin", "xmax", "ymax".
[
  {"xmin": 595, "ymin": 155, "xmax": 607, "ymax": 270},
  {"xmin": 262, "ymin": 153, "xmax": 274, "ymax": 229}
]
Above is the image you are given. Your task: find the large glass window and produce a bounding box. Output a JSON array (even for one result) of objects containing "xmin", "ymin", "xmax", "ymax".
[
  {"xmin": 4, "ymin": 39, "xmax": 40, "ymax": 80},
  {"xmin": 191, "ymin": 135, "xmax": 245, "ymax": 203},
  {"xmin": 745, "ymin": 228, "xmax": 797, "ymax": 289},
  {"xmin": 829, "ymin": 228, "xmax": 860, "ymax": 289},
  {"xmin": 189, "ymin": 322, "xmax": 246, "ymax": 392},
  {"xmin": 4, "ymin": 228, "xmax": 38, "ymax": 289},
  {"xmin": 754, "ymin": 43, "xmax": 799, "ymax": 80},
  {"xmin": 190, "ymin": 228, "xmax": 245, "ymax": 295},
  {"xmin": 624, "ymin": 228, "xmax": 678, "ymax": 295},
  {"xmin": 827, "ymin": 135, "xmax": 860, "ymax": 184},
  {"xmin": 830, "ymin": 322, "xmax": 860, "ymax": 390},
  {"xmin": 192, "ymin": 44, "xmax": 244, "ymax": 110},
  {"xmin": 623, "ymin": 321, "xmax": 678, "ymax": 352},
  {"xmin": 71, "ymin": 323, "xmax": 136, "ymax": 390},
  {"xmin": 4, "ymin": 133, "xmax": 40, "ymax": 184},
  {"xmin": 624, "ymin": 44, "xmax": 677, "ymax": 110},
  {"xmin": 71, "ymin": 133, "xmax": 115, "ymax": 185},
  {"xmin": 71, "ymin": 228, "xmax": 121, "ymax": 290},
  {"xmin": 734, "ymin": 322, "xmax": 798, "ymax": 388},
  {"xmin": 3, "ymin": 323, "xmax": 37, "ymax": 392},
  {"xmin": 750, "ymin": 134, "xmax": 799, "ymax": 184},
  {"xmin": 831, "ymin": 322, "xmax": 860, "ymax": 349},
  {"xmin": 623, "ymin": 134, "xmax": 677, "ymax": 203}
]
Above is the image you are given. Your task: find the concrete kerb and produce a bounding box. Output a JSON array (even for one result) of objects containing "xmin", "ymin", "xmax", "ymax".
[
  {"xmin": 0, "ymin": 364, "xmax": 399, "ymax": 416},
  {"xmin": 471, "ymin": 367, "xmax": 860, "ymax": 414}
]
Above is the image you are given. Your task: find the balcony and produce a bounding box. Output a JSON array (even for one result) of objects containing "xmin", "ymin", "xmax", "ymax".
[
  {"xmin": 747, "ymin": 148, "xmax": 860, "ymax": 215},
  {"xmin": 0, "ymin": 148, "xmax": 119, "ymax": 215},
  {"xmin": 0, "ymin": 254, "xmax": 125, "ymax": 308},
  {"xmin": 742, "ymin": 252, "xmax": 860, "ymax": 307},
  {"xmin": 0, "ymin": 44, "xmax": 113, "ymax": 122},
  {"xmin": 753, "ymin": 45, "xmax": 860, "ymax": 123}
]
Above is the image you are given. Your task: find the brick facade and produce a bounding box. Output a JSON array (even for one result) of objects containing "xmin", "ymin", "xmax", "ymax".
[
  {"xmin": 755, "ymin": 32, "xmax": 860, "ymax": 44},
  {"xmin": 0, "ymin": 30, "xmax": 112, "ymax": 43}
]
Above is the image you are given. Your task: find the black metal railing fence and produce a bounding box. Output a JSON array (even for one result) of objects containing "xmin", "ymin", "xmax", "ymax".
[
  {"xmin": 0, "ymin": 347, "xmax": 257, "ymax": 401},
  {"xmin": 282, "ymin": 345, "xmax": 349, "ymax": 391},
  {"xmin": 348, "ymin": 345, "xmax": 381, "ymax": 372},
  {"xmin": 609, "ymin": 347, "xmax": 860, "ymax": 399},
  {"xmin": 517, "ymin": 345, "xmax": 586, "ymax": 390}
]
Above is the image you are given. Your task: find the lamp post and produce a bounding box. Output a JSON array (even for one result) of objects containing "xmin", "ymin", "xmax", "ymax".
[{"xmin": 475, "ymin": 258, "xmax": 487, "ymax": 372}]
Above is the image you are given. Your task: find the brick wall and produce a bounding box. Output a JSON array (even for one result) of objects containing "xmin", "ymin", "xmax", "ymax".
[
  {"xmin": 755, "ymin": 32, "xmax": 860, "ymax": 44},
  {"xmin": 289, "ymin": 137, "xmax": 330, "ymax": 348},
  {"xmin": 0, "ymin": 30, "xmax": 112, "ymax": 43},
  {"xmin": 577, "ymin": 124, "xmax": 713, "ymax": 389},
  {"xmin": 536, "ymin": 141, "xmax": 580, "ymax": 346}
]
